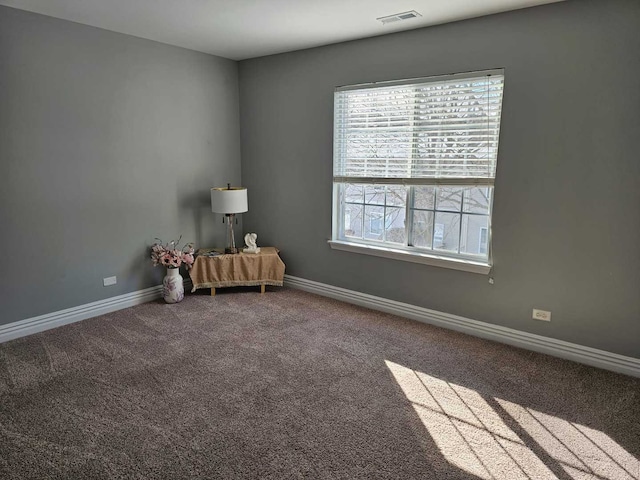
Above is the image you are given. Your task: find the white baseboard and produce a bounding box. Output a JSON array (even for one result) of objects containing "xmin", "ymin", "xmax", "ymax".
[
  {"xmin": 284, "ymin": 275, "xmax": 640, "ymax": 378},
  {"xmin": 3, "ymin": 275, "xmax": 638, "ymax": 378},
  {"xmin": 0, "ymin": 280, "xmax": 193, "ymax": 344}
]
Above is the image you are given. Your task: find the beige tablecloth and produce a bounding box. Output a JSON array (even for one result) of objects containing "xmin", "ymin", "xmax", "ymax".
[{"xmin": 189, "ymin": 247, "xmax": 285, "ymax": 292}]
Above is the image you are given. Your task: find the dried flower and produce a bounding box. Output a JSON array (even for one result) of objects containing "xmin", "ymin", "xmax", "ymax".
[{"xmin": 150, "ymin": 237, "xmax": 195, "ymax": 270}]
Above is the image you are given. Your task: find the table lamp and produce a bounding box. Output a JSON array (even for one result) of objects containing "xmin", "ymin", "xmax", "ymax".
[{"xmin": 211, "ymin": 184, "xmax": 248, "ymax": 254}]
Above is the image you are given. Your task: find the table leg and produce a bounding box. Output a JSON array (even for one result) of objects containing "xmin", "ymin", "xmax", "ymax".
[
  {"xmin": 211, "ymin": 287, "xmax": 216, "ymax": 296},
  {"xmin": 260, "ymin": 284, "xmax": 265, "ymax": 294}
]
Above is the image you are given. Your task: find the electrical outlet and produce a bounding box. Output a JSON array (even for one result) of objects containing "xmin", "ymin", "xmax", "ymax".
[
  {"xmin": 532, "ymin": 309, "xmax": 551, "ymax": 322},
  {"xmin": 103, "ymin": 276, "xmax": 117, "ymax": 287}
]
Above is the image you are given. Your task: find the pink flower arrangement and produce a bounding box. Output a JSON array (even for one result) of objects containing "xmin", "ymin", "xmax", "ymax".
[{"xmin": 151, "ymin": 237, "xmax": 195, "ymax": 270}]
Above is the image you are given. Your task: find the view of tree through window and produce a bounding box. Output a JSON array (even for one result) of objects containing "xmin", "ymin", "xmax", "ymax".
[{"xmin": 333, "ymin": 70, "xmax": 504, "ymax": 264}]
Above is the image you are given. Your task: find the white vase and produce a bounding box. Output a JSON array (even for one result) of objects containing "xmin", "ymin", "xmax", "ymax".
[{"xmin": 163, "ymin": 267, "xmax": 184, "ymax": 304}]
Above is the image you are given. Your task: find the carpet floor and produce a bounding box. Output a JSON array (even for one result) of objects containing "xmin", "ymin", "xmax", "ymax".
[{"xmin": 0, "ymin": 287, "xmax": 638, "ymax": 479}]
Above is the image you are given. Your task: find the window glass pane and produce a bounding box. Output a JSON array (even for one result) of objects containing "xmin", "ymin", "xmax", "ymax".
[
  {"xmin": 413, "ymin": 186, "xmax": 435, "ymax": 210},
  {"xmin": 338, "ymin": 183, "xmax": 492, "ymax": 261},
  {"xmin": 479, "ymin": 228, "xmax": 488, "ymax": 255},
  {"xmin": 344, "ymin": 204, "xmax": 362, "ymax": 238},
  {"xmin": 386, "ymin": 185, "xmax": 407, "ymax": 207},
  {"xmin": 364, "ymin": 206, "xmax": 384, "ymax": 240},
  {"xmin": 410, "ymin": 210, "xmax": 434, "ymax": 248},
  {"xmin": 364, "ymin": 185, "xmax": 385, "ymax": 205},
  {"xmin": 460, "ymin": 214, "xmax": 489, "ymax": 256},
  {"xmin": 433, "ymin": 212, "xmax": 460, "ymax": 252},
  {"xmin": 345, "ymin": 184, "xmax": 364, "ymax": 203},
  {"xmin": 463, "ymin": 187, "xmax": 492, "ymax": 214},
  {"xmin": 385, "ymin": 207, "xmax": 406, "ymax": 244},
  {"xmin": 436, "ymin": 186, "xmax": 464, "ymax": 212}
]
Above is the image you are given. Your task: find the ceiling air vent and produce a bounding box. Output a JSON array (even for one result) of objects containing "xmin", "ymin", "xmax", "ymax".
[{"xmin": 377, "ymin": 10, "xmax": 422, "ymax": 25}]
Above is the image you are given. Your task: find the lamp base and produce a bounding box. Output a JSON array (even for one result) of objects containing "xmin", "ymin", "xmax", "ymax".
[{"xmin": 223, "ymin": 213, "xmax": 239, "ymax": 254}]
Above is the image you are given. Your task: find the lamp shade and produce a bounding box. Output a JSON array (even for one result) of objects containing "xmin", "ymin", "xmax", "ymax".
[{"xmin": 211, "ymin": 186, "xmax": 248, "ymax": 214}]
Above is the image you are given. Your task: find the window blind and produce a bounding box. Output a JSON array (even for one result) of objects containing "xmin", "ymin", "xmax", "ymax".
[{"xmin": 333, "ymin": 70, "xmax": 505, "ymax": 186}]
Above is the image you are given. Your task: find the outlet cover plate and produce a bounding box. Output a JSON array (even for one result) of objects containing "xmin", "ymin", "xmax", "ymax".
[{"xmin": 532, "ymin": 309, "xmax": 551, "ymax": 322}]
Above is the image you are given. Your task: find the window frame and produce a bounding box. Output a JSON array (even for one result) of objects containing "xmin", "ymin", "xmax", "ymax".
[{"xmin": 329, "ymin": 69, "xmax": 504, "ymax": 275}]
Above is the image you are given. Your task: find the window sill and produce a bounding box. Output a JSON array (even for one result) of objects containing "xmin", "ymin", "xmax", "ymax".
[{"xmin": 328, "ymin": 240, "xmax": 491, "ymax": 275}]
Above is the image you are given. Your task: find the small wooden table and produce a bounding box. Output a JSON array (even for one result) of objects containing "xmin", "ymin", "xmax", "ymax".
[{"xmin": 189, "ymin": 247, "xmax": 285, "ymax": 295}]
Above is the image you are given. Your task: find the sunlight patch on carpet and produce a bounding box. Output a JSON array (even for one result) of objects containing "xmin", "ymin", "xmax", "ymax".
[
  {"xmin": 385, "ymin": 360, "xmax": 640, "ymax": 480},
  {"xmin": 497, "ymin": 398, "xmax": 640, "ymax": 480}
]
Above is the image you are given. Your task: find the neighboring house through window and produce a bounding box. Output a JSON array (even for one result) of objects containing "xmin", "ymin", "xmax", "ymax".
[{"xmin": 330, "ymin": 69, "xmax": 505, "ymax": 274}]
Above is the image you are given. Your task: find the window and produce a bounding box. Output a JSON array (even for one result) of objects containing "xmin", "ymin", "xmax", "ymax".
[{"xmin": 330, "ymin": 69, "xmax": 505, "ymax": 273}]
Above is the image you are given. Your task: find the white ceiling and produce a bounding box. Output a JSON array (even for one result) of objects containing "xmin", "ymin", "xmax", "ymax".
[{"xmin": 0, "ymin": 0, "xmax": 564, "ymax": 60}]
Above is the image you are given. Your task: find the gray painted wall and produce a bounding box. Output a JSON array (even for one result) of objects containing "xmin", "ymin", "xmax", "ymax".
[
  {"xmin": 239, "ymin": 0, "xmax": 640, "ymax": 358},
  {"xmin": 0, "ymin": 6, "xmax": 241, "ymax": 325}
]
